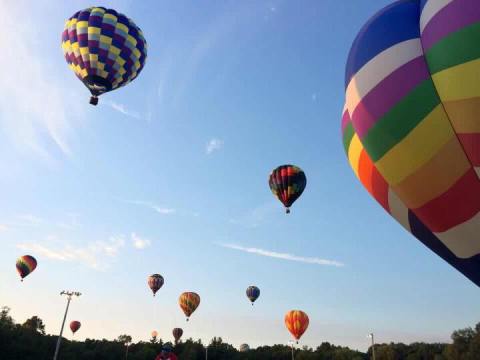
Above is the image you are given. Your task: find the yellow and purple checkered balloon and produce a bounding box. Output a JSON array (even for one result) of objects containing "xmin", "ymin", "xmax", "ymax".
[{"xmin": 61, "ymin": 7, "xmax": 147, "ymax": 105}]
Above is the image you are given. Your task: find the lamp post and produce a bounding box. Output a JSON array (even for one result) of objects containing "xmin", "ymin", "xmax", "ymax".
[
  {"xmin": 288, "ymin": 340, "xmax": 295, "ymax": 360},
  {"xmin": 368, "ymin": 333, "xmax": 376, "ymax": 360},
  {"xmin": 125, "ymin": 341, "xmax": 131, "ymax": 360},
  {"xmin": 53, "ymin": 291, "xmax": 81, "ymax": 360},
  {"xmin": 205, "ymin": 344, "xmax": 208, "ymax": 360}
]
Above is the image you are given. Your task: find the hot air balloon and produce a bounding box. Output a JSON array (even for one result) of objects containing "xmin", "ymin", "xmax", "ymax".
[
  {"xmin": 239, "ymin": 344, "xmax": 250, "ymax": 352},
  {"xmin": 342, "ymin": 0, "xmax": 480, "ymax": 287},
  {"xmin": 151, "ymin": 330, "xmax": 158, "ymax": 338},
  {"xmin": 179, "ymin": 292, "xmax": 200, "ymax": 321},
  {"xmin": 16, "ymin": 255, "xmax": 37, "ymax": 281},
  {"xmin": 148, "ymin": 274, "xmax": 164, "ymax": 296},
  {"xmin": 61, "ymin": 7, "xmax": 147, "ymax": 105},
  {"xmin": 246, "ymin": 286, "xmax": 260, "ymax": 305},
  {"xmin": 70, "ymin": 321, "xmax": 81, "ymax": 335},
  {"xmin": 269, "ymin": 165, "xmax": 306, "ymax": 213},
  {"xmin": 172, "ymin": 328, "xmax": 183, "ymax": 344},
  {"xmin": 285, "ymin": 310, "xmax": 309, "ymax": 344}
]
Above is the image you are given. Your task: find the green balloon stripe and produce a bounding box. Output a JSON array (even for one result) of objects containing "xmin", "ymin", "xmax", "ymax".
[
  {"xmin": 362, "ymin": 79, "xmax": 440, "ymax": 162},
  {"xmin": 425, "ymin": 22, "xmax": 480, "ymax": 75}
]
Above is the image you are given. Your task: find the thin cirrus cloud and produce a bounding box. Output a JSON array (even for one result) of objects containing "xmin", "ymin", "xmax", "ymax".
[
  {"xmin": 206, "ymin": 138, "xmax": 224, "ymax": 154},
  {"xmin": 119, "ymin": 199, "xmax": 176, "ymax": 215},
  {"xmin": 218, "ymin": 243, "xmax": 345, "ymax": 267},
  {"xmin": 16, "ymin": 236, "xmax": 126, "ymax": 271},
  {"xmin": 0, "ymin": 1, "xmax": 84, "ymax": 159},
  {"xmin": 102, "ymin": 99, "xmax": 142, "ymax": 120},
  {"xmin": 131, "ymin": 232, "xmax": 152, "ymax": 249}
]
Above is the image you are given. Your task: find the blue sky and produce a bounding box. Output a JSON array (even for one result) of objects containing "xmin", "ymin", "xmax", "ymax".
[{"xmin": 0, "ymin": 0, "xmax": 479, "ymax": 352}]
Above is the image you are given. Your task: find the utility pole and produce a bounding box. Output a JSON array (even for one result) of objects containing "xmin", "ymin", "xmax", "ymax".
[
  {"xmin": 369, "ymin": 333, "xmax": 376, "ymax": 360},
  {"xmin": 205, "ymin": 344, "xmax": 208, "ymax": 360},
  {"xmin": 288, "ymin": 340, "xmax": 295, "ymax": 360},
  {"xmin": 125, "ymin": 342, "xmax": 130, "ymax": 359},
  {"xmin": 53, "ymin": 291, "xmax": 81, "ymax": 360}
]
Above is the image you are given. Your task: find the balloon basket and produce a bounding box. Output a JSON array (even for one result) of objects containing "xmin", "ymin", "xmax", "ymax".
[{"xmin": 89, "ymin": 96, "xmax": 98, "ymax": 106}]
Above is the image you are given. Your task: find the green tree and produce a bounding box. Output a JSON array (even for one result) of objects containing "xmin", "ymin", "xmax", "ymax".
[{"xmin": 22, "ymin": 316, "xmax": 46, "ymax": 335}]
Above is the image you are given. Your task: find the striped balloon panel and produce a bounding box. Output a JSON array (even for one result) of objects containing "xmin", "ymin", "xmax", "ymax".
[
  {"xmin": 61, "ymin": 7, "xmax": 147, "ymax": 95},
  {"xmin": 421, "ymin": 0, "xmax": 480, "ymax": 169},
  {"xmin": 269, "ymin": 165, "xmax": 307, "ymax": 208},
  {"xmin": 179, "ymin": 292, "xmax": 200, "ymax": 317},
  {"xmin": 284, "ymin": 310, "xmax": 309, "ymax": 341},
  {"xmin": 16, "ymin": 255, "xmax": 37, "ymax": 279},
  {"xmin": 343, "ymin": 0, "xmax": 480, "ymax": 286},
  {"xmin": 246, "ymin": 286, "xmax": 260, "ymax": 303}
]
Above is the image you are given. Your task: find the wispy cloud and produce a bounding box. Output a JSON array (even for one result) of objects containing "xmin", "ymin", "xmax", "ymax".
[
  {"xmin": 131, "ymin": 232, "xmax": 151, "ymax": 249},
  {"xmin": 0, "ymin": 2, "xmax": 83, "ymax": 159},
  {"xmin": 17, "ymin": 236, "xmax": 126, "ymax": 270},
  {"xmin": 119, "ymin": 199, "xmax": 176, "ymax": 215},
  {"xmin": 15, "ymin": 214, "xmax": 44, "ymax": 227},
  {"xmin": 206, "ymin": 138, "xmax": 224, "ymax": 154},
  {"xmin": 229, "ymin": 202, "xmax": 278, "ymax": 228},
  {"xmin": 56, "ymin": 213, "xmax": 81, "ymax": 230},
  {"xmin": 102, "ymin": 99, "xmax": 141, "ymax": 120},
  {"xmin": 218, "ymin": 243, "xmax": 345, "ymax": 267}
]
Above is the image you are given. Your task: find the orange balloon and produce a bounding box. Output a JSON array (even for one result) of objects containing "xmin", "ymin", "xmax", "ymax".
[
  {"xmin": 179, "ymin": 292, "xmax": 200, "ymax": 320},
  {"xmin": 151, "ymin": 330, "xmax": 158, "ymax": 338},
  {"xmin": 285, "ymin": 310, "xmax": 309, "ymax": 342}
]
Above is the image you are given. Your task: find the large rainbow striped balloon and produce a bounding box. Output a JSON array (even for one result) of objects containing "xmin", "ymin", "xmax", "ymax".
[{"xmin": 342, "ymin": 0, "xmax": 480, "ymax": 286}]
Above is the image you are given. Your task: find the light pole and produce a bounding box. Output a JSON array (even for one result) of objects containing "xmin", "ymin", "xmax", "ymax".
[
  {"xmin": 125, "ymin": 342, "xmax": 131, "ymax": 359},
  {"xmin": 368, "ymin": 333, "xmax": 376, "ymax": 360},
  {"xmin": 205, "ymin": 344, "xmax": 208, "ymax": 360},
  {"xmin": 288, "ymin": 340, "xmax": 295, "ymax": 360},
  {"xmin": 53, "ymin": 290, "xmax": 81, "ymax": 360}
]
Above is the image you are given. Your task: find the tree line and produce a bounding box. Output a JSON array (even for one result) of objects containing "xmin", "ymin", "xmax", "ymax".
[{"xmin": 1, "ymin": 306, "xmax": 479, "ymax": 359}]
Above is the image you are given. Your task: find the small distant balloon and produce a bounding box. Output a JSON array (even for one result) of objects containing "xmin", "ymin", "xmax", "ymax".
[
  {"xmin": 179, "ymin": 292, "xmax": 200, "ymax": 321},
  {"xmin": 246, "ymin": 286, "xmax": 260, "ymax": 305},
  {"xmin": 269, "ymin": 165, "xmax": 306, "ymax": 213},
  {"xmin": 172, "ymin": 328, "xmax": 183, "ymax": 343},
  {"xmin": 239, "ymin": 344, "xmax": 250, "ymax": 352},
  {"xmin": 16, "ymin": 255, "xmax": 37, "ymax": 281},
  {"xmin": 70, "ymin": 321, "xmax": 81, "ymax": 335},
  {"xmin": 151, "ymin": 330, "xmax": 158, "ymax": 338},
  {"xmin": 285, "ymin": 310, "xmax": 309, "ymax": 343},
  {"xmin": 148, "ymin": 274, "xmax": 164, "ymax": 296}
]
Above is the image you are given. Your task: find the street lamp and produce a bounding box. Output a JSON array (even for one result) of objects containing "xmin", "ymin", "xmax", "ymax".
[
  {"xmin": 53, "ymin": 291, "xmax": 82, "ymax": 360},
  {"xmin": 288, "ymin": 340, "xmax": 295, "ymax": 360},
  {"xmin": 368, "ymin": 333, "xmax": 376, "ymax": 360}
]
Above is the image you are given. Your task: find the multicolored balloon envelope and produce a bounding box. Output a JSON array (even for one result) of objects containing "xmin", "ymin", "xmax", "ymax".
[
  {"xmin": 179, "ymin": 292, "xmax": 200, "ymax": 321},
  {"xmin": 16, "ymin": 255, "xmax": 37, "ymax": 281},
  {"xmin": 284, "ymin": 310, "xmax": 309, "ymax": 343},
  {"xmin": 70, "ymin": 321, "xmax": 81, "ymax": 335},
  {"xmin": 269, "ymin": 165, "xmax": 307, "ymax": 213},
  {"xmin": 246, "ymin": 285, "xmax": 260, "ymax": 305},
  {"xmin": 61, "ymin": 7, "xmax": 147, "ymax": 105},
  {"xmin": 342, "ymin": 0, "xmax": 480, "ymax": 287},
  {"xmin": 148, "ymin": 274, "xmax": 164, "ymax": 296},
  {"xmin": 172, "ymin": 327, "xmax": 183, "ymax": 343}
]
